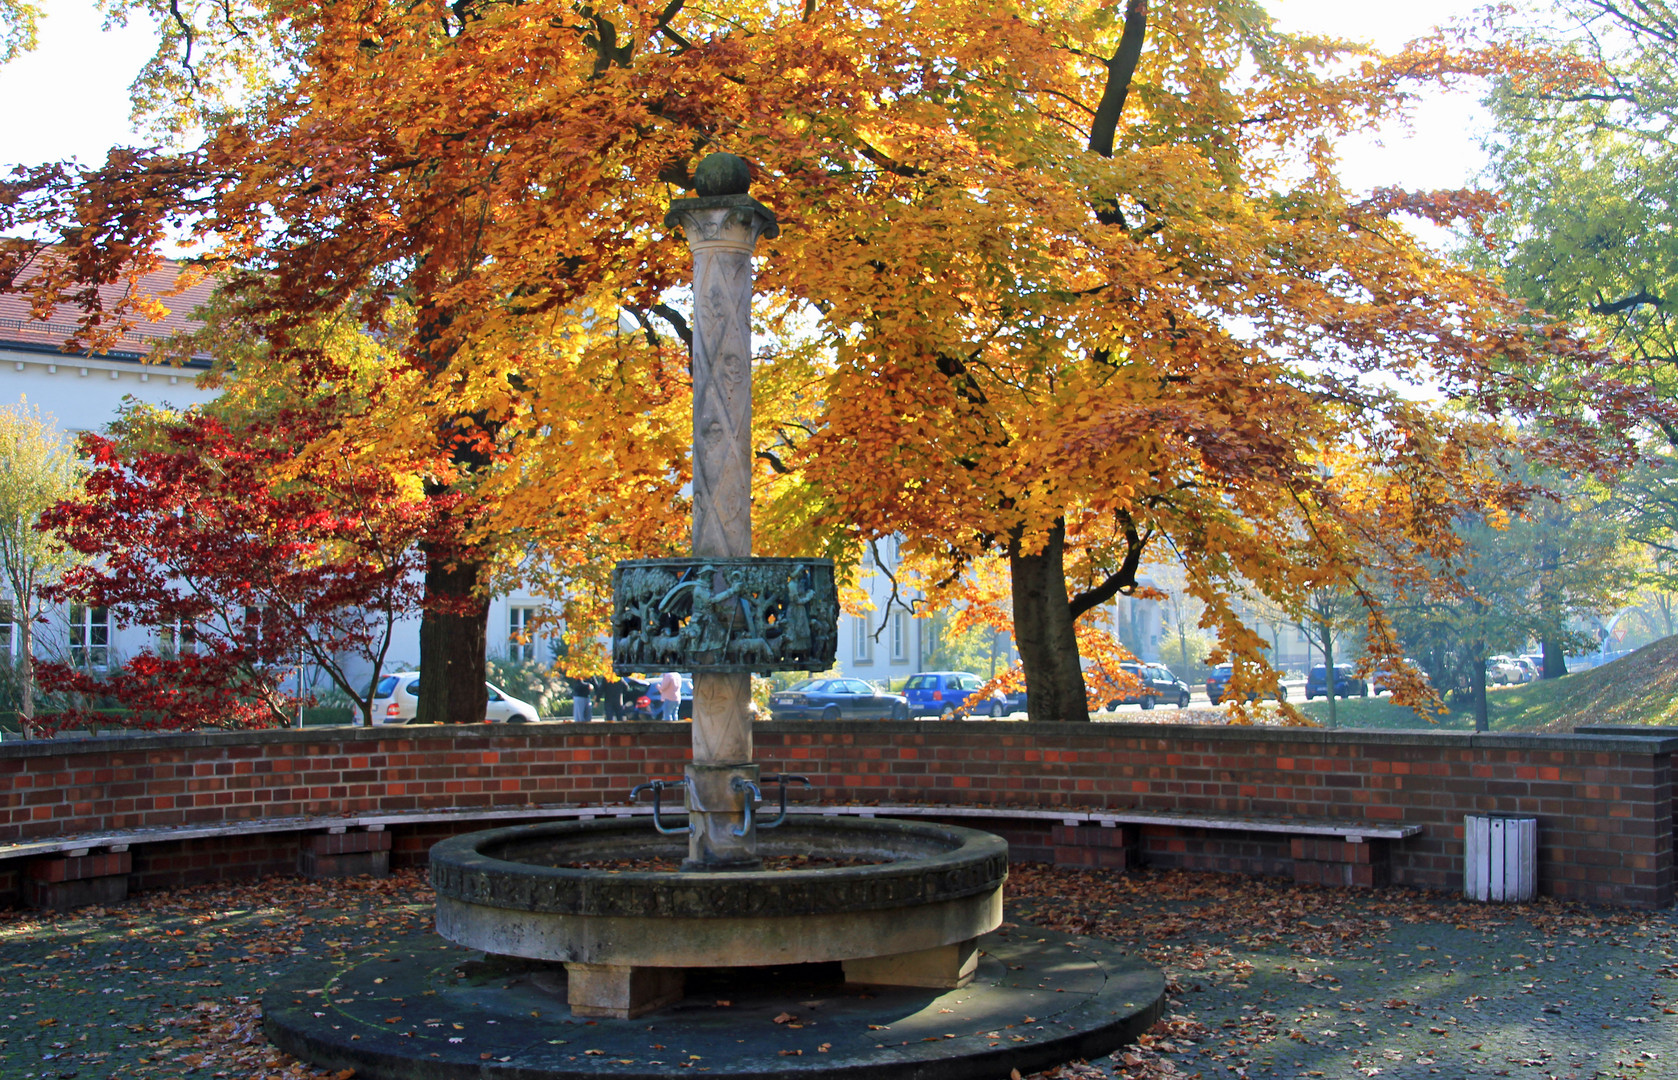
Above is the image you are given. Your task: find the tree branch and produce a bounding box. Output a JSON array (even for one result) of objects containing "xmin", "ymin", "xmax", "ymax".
[
  {"xmin": 1087, "ymin": 0, "xmax": 1148, "ymax": 157},
  {"xmin": 1068, "ymin": 509, "xmax": 1151, "ymax": 618},
  {"xmin": 650, "ymin": 302, "xmax": 693, "ymax": 349},
  {"xmin": 1589, "ymin": 288, "xmax": 1662, "ymax": 316}
]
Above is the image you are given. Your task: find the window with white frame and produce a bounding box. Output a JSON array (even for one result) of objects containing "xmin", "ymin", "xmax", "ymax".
[
  {"xmin": 0, "ymin": 598, "xmax": 13, "ymax": 658},
  {"xmin": 158, "ymin": 619, "xmax": 198, "ymax": 657},
  {"xmin": 509, "ymin": 605, "xmax": 542, "ymax": 663},
  {"xmin": 69, "ymin": 604, "xmax": 112, "ymax": 669},
  {"xmin": 241, "ymin": 605, "xmax": 273, "ymax": 649},
  {"xmin": 891, "ymin": 610, "xmax": 908, "ymax": 662},
  {"xmin": 853, "ymin": 615, "xmax": 873, "ymax": 664}
]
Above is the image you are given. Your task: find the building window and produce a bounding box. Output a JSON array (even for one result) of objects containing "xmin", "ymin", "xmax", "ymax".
[
  {"xmin": 241, "ymin": 605, "xmax": 274, "ymax": 649},
  {"xmin": 158, "ymin": 619, "xmax": 197, "ymax": 657},
  {"xmin": 70, "ymin": 604, "xmax": 111, "ymax": 669},
  {"xmin": 509, "ymin": 606, "xmax": 541, "ymax": 664},
  {"xmin": 853, "ymin": 616, "xmax": 873, "ymax": 664},
  {"xmin": 891, "ymin": 611, "xmax": 908, "ymax": 662},
  {"xmin": 0, "ymin": 598, "xmax": 13, "ymax": 658}
]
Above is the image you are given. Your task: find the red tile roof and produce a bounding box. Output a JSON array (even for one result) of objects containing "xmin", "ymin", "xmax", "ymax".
[{"xmin": 0, "ymin": 254, "xmax": 216, "ymax": 361}]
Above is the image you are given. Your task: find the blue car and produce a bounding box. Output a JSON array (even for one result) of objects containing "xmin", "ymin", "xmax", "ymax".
[
  {"xmin": 1304, "ymin": 664, "xmax": 1368, "ymax": 700},
  {"xmin": 769, "ymin": 678, "xmax": 909, "ymax": 721},
  {"xmin": 901, "ymin": 671, "xmax": 991, "ymax": 719}
]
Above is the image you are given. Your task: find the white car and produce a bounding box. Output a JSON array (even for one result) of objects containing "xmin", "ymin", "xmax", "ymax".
[
  {"xmin": 370, "ymin": 672, "xmax": 539, "ymax": 724},
  {"xmin": 1485, "ymin": 655, "xmax": 1525, "ymax": 685}
]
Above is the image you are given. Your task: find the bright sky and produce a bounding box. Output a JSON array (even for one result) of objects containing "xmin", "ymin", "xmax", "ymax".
[{"xmin": 0, "ymin": 0, "xmax": 1493, "ymax": 186}]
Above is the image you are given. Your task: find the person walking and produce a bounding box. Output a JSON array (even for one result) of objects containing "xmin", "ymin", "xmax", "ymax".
[
  {"xmin": 601, "ymin": 675, "xmax": 627, "ymax": 722},
  {"xmin": 658, "ymin": 671, "xmax": 682, "ymax": 722},
  {"xmin": 568, "ymin": 672, "xmax": 594, "ymax": 723}
]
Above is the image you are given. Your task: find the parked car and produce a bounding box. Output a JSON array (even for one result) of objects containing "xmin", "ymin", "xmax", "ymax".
[
  {"xmin": 1371, "ymin": 660, "xmax": 1429, "ymax": 695},
  {"xmin": 1103, "ymin": 662, "xmax": 1192, "ymax": 710},
  {"xmin": 1304, "ymin": 663, "xmax": 1368, "ymax": 700},
  {"xmin": 371, "ymin": 672, "xmax": 540, "ymax": 723},
  {"xmin": 901, "ymin": 671, "xmax": 991, "ymax": 718},
  {"xmin": 1205, "ymin": 664, "xmax": 1289, "ymax": 707},
  {"xmin": 768, "ymin": 677, "xmax": 910, "ymax": 721},
  {"xmin": 1509, "ymin": 656, "xmax": 1540, "ymax": 683},
  {"xmin": 974, "ymin": 688, "xmax": 1029, "ymax": 718},
  {"xmin": 1485, "ymin": 655, "xmax": 1525, "ymax": 685},
  {"xmin": 631, "ymin": 674, "xmax": 694, "ymax": 720}
]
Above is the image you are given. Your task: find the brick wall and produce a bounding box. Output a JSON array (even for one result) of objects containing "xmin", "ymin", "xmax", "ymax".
[{"xmin": 1, "ymin": 721, "xmax": 1672, "ymax": 907}]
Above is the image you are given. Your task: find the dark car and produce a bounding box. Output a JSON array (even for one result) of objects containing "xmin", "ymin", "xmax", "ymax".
[
  {"xmin": 901, "ymin": 671, "xmax": 991, "ymax": 719},
  {"xmin": 1105, "ymin": 661, "xmax": 1192, "ymax": 710},
  {"xmin": 1304, "ymin": 664, "xmax": 1368, "ymax": 700},
  {"xmin": 631, "ymin": 674, "xmax": 694, "ymax": 720},
  {"xmin": 768, "ymin": 677, "xmax": 910, "ymax": 721},
  {"xmin": 1205, "ymin": 663, "xmax": 1289, "ymax": 707}
]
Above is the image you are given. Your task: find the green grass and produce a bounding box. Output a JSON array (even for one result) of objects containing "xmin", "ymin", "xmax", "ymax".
[
  {"xmin": 1294, "ymin": 695, "xmax": 1476, "ymax": 730},
  {"xmin": 1295, "ymin": 635, "xmax": 1678, "ymax": 732}
]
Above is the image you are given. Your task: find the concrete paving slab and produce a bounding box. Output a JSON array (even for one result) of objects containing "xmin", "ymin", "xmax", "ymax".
[{"xmin": 262, "ymin": 926, "xmax": 1165, "ymax": 1080}]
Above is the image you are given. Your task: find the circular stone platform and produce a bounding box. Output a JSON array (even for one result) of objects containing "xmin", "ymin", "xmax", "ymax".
[{"xmin": 262, "ymin": 925, "xmax": 1165, "ymax": 1080}]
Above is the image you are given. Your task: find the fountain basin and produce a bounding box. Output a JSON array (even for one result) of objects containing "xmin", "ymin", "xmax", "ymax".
[{"xmin": 430, "ymin": 816, "xmax": 1007, "ymax": 975}]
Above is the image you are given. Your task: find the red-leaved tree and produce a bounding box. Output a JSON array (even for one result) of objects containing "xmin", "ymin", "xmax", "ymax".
[{"xmin": 37, "ymin": 406, "xmax": 431, "ymax": 732}]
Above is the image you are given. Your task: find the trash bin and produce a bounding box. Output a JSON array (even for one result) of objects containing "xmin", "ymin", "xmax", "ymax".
[{"xmin": 1463, "ymin": 814, "xmax": 1537, "ymax": 902}]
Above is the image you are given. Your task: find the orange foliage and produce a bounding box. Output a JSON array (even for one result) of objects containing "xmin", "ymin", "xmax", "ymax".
[{"xmin": 0, "ymin": 0, "xmax": 1667, "ymax": 719}]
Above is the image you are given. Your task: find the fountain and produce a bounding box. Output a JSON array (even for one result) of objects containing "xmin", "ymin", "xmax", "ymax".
[{"xmin": 263, "ymin": 154, "xmax": 1164, "ymax": 1080}]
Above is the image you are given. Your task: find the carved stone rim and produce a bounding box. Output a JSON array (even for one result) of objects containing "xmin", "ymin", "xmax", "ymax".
[
  {"xmin": 428, "ymin": 817, "xmax": 1008, "ymax": 919},
  {"xmin": 616, "ymin": 557, "xmax": 835, "ymax": 569},
  {"xmin": 664, "ymin": 193, "xmax": 781, "ymax": 239}
]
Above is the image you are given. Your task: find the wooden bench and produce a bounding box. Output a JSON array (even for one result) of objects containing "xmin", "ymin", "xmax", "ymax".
[
  {"xmin": 799, "ymin": 804, "xmax": 1422, "ymax": 888},
  {"xmin": 1, "ymin": 802, "xmax": 1420, "ymax": 909}
]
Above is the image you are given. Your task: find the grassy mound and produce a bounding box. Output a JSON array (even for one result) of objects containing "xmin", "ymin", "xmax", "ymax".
[{"xmin": 1293, "ymin": 635, "xmax": 1678, "ymax": 733}]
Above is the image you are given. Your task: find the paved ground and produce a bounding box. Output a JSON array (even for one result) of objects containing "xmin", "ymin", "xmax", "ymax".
[{"xmin": 0, "ymin": 865, "xmax": 1671, "ymax": 1080}]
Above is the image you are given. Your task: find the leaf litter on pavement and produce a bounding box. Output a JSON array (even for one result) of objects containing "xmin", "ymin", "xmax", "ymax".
[{"xmin": 2, "ymin": 864, "xmax": 1674, "ymax": 1079}]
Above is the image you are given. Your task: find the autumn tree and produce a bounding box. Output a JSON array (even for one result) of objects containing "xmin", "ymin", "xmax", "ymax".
[
  {"xmin": 0, "ymin": 0, "xmax": 38, "ymax": 64},
  {"xmin": 4, "ymin": 0, "xmax": 1666, "ymax": 732},
  {"xmin": 38, "ymin": 404, "xmax": 431, "ymax": 730},
  {"xmin": 761, "ymin": 1, "xmax": 1663, "ymax": 721},
  {"xmin": 0, "ymin": 398, "xmax": 80, "ymax": 733},
  {"xmin": 0, "ymin": 0, "xmax": 1153, "ymax": 720}
]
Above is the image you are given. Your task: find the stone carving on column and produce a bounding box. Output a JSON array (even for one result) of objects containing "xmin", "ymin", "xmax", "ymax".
[{"xmin": 611, "ymin": 557, "xmax": 838, "ymax": 673}]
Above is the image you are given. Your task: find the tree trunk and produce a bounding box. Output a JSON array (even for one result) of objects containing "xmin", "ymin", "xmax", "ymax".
[
  {"xmin": 18, "ymin": 609, "xmax": 33, "ymax": 737},
  {"xmin": 1009, "ymin": 520, "xmax": 1089, "ymax": 722},
  {"xmin": 1470, "ymin": 643, "xmax": 1489, "ymax": 733},
  {"xmin": 1539, "ymin": 637, "xmax": 1567, "ymax": 679},
  {"xmin": 1535, "ymin": 530, "xmax": 1566, "ymax": 679},
  {"xmin": 415, "ymin": 549, "xmax": 489, "ymax": 725}
]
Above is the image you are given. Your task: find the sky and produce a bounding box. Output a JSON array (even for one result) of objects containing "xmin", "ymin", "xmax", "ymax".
[{"xmin": 0, "ymin": 0, "xmax": 1496, "ymax": 189}]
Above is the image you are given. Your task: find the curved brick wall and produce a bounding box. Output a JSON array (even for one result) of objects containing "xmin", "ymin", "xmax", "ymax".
[{"xmin": 1, "ymin": 721, "xmax": 1672, "ymax": 908}]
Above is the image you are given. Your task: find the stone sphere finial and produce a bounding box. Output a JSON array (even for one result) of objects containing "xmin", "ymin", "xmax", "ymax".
[{"xmin": 692, "ymin": 153, "xmax": 752, "ymax": 197}]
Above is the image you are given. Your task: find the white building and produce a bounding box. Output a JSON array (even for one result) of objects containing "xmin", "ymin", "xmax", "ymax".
[
  {"xmin": 1, "ymin": 266, "xmax": 219, "ymax": 675},
  {"xmin": 841, "ymin": 536, "xmax": 926, "ymax": 686}
]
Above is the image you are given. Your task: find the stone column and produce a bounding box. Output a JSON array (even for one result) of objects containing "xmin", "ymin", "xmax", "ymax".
[{"xmin": 665, "ymin": 163, "xmax": 779, "ymax": 870}]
